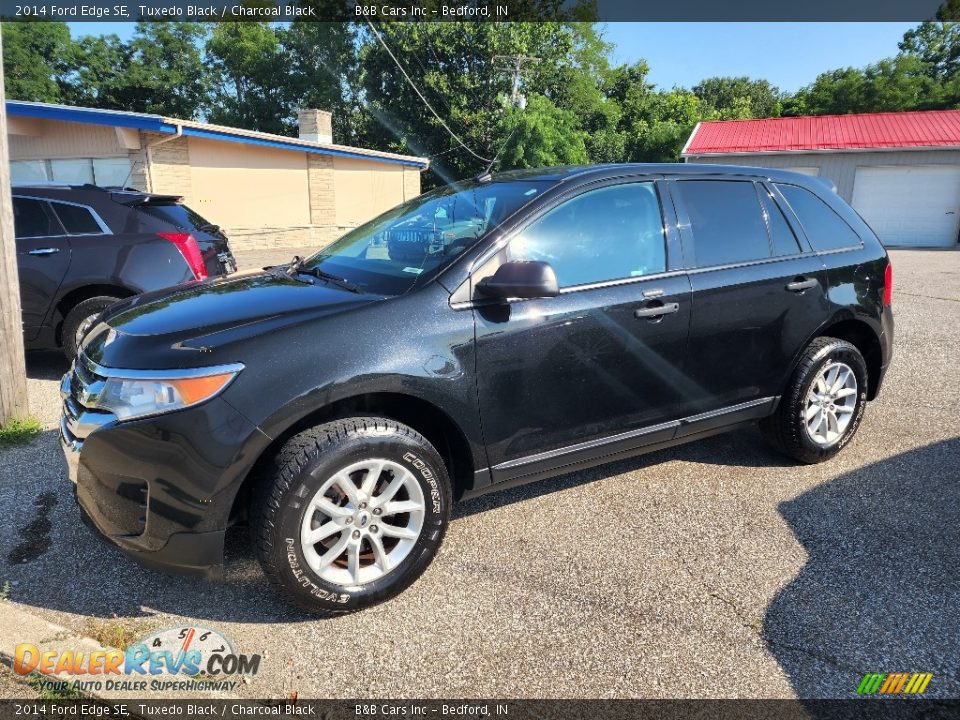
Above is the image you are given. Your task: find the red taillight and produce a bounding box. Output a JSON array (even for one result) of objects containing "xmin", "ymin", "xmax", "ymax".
[
  {"xmin": 158, "ymin": 232, "xmax": 208, "ymax": 280},
  {"xmin": 883, "ymin": 262, "xmax": 893, "ymax": 306}
]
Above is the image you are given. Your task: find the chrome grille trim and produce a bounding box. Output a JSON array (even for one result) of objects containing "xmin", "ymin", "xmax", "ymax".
[{"xmin": 76, "ymin": 352, "xmax": 244, "ymax": 381}]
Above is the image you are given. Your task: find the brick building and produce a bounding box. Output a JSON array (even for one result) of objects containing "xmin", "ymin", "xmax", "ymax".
[{"xmin": 7, "ymin": 101, "xmax": 428, "ymax": 251}]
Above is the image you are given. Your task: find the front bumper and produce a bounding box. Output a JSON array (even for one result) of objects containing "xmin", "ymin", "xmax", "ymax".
[{"xmin": 59, "ymin": 360, "xmax": 264, "ymax": 579}]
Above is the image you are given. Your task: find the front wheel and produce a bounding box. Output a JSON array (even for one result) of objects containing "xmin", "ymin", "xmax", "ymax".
[
  {"xmin": 760, "ymin": 336, "xmax": 868, "ymax": 464},
  {"xmin": 253, "ymin": 417, "xmax": 451, "ymax": 614}
]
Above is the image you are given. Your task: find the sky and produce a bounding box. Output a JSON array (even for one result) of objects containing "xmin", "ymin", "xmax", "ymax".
[{"xmin": 68, "ymin": 22, "xmax": 917, "ymax": 93}]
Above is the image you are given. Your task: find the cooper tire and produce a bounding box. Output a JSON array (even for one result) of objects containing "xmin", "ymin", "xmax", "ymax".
[
  {"xmin": 252, "ymin": 417, "xmax": 451, "ymax": 615},
  {"xmin": 62, "ymin": 296, "xmax": 119, "ymax": 360},
  {"xmin": 760, "ymin": 336, "xmax": 868, "ymax": 464}
]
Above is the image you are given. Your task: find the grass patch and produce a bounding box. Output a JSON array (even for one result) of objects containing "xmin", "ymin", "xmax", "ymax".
[
  {"xmin": 82, "ymin": 618, "xmax": 155, "ymax": 651},
  {"xmin": 0, "ymin": 417, "xmax": 43, "ymax": 449}
]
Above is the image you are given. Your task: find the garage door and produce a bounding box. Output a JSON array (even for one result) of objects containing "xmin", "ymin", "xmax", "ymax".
[{"xmin": 852, "ymin": 166, "xmax": 960, "ymax": 247}]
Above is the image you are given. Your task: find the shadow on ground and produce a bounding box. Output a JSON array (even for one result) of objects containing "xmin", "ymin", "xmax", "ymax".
[
  {"xmin": 0, "ymin": 421, "xmax": 786, "ymax": 625},
  {"xmin": 25, "ymin": 351, "xmax": 70, "ymax": 381},
  {"xmin": 764, "ymin": 437, "xmax": 960, "ymax": 699}
]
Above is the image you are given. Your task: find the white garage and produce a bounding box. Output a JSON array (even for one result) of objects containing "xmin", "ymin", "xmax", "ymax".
[
  {"xmin": 852, "ymin": 166, "xmax": 960, "ymax": 248},
  {"xmin": 682, "ymin": 109, "xmax": 960, "ymax": 249}
]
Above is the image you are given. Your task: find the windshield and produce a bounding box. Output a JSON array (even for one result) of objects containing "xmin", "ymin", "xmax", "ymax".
[{"xmin": 301, "ymin": 179, "xmax": 548, "ymax": 295}]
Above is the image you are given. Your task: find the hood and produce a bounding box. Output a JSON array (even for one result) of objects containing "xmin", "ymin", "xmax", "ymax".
[{"xmin": 85, "ymin": 271, "xmax": 383, "ymax": 367}]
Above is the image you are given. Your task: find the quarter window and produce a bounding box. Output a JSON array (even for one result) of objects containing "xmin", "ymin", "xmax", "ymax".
[
  {"xmin": 13, "ymin": 198, "xmax": 59, "ymax": 239},
  {"xmin": 676, "ymin": 180, "xmax": 771, "ymax": 267},
  {"xmin": 508, "ymin": 183, "xmax": 666, "ymax": 287},
  {"xmin": 775, "ymin": 184, "xmax": 862, "ymax": 251},
  {"xmin": 49, "ymin": 202, "xmax": 102, "ymax": 235}
]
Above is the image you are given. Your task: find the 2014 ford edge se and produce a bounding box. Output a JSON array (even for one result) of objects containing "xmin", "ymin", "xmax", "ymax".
[{"xmin": 60, "ymin": 164, "xmax": 894, "ymax": 614}]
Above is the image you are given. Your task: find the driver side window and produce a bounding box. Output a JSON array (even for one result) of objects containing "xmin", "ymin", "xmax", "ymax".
[{"xmin": 508, "ymin": 182, "xmax": 666, "ymax": 288}]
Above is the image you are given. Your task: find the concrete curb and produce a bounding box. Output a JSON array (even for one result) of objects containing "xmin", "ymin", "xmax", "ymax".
[{"xmin": 0, "ymin": 601, "xmax": 240, "ymax": 703}]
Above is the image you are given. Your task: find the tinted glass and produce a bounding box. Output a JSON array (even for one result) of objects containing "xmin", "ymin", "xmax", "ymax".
[
  {"xmin": 304, "ymin": 180, "xmax": 548, "ymax": 296},
  {"xmin": 50, "ymin": 202, "xmax": 101, "ymax": 235},
  {"xmin": 757, "ymin": 186, "xmax": 802, "ymax": 256},
  {"xmin": 137, "ymin": 203, "xmax": 225, "ymax": 239},
  {"xmin": 508, "ymin": 183, "xmax": 666, "ymax": 287},
  {"xmin": 677, "ymin": 181, "xmax": 771, "ymax": 267},
  {"xmin": 776, "ymin": 184, "xmax": 862, "ymax": 251},
  {"xmin": 13, "ymin": 198, "xmax": 57, "ymax": 238}
]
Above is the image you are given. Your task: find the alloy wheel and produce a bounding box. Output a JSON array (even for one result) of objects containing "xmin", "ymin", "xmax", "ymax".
[
  {"xmin": 299, "ymin": 458, "xmax": 425, "ymax": 586},
  {"xmin": 804, "ymin": 361, "xmax": 858, "ymax": 446}
]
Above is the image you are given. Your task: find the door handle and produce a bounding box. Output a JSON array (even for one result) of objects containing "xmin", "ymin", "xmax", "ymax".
[
  {"xmin": 27, "ymin": 247, "xmax": 60, "ymax": 256},
  {"xmin": 634, "ymin": 302, "xmax": 679, "ymax": 319},
  {"xmin": 785, "ymin": 278, "xmax": 818, "ymax": 292}
]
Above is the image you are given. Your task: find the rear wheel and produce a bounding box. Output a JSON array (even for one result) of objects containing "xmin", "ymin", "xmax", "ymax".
[
  {"xmin": 760, "ymin": 336, "xmax": 868, "ymax": 464},
  {"xmin": 252, "ymin": 417, "xmax": 451, "ymax": 614},
  {"xmin": 62, "ymin": 296, "xmax": 119, "ymax": 360}
]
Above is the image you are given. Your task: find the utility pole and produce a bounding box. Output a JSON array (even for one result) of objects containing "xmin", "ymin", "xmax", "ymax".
[
  {"xmin": 0, "ymin": 31, "xmax": 29, "ymax": 426},
  {"xmin": 493, "ymin": 54, "xmax": 540, "ymax": 108}
]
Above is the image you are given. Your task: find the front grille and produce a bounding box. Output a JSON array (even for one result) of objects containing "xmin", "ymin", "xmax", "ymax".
[
  {"xmin": 62, "ymin": 354, "xmax": 115, "ymax": 441},
  {"xmin": 387, "ymin": 229, "xmax": 436, "ymax": 245},
  {"xmin": 71, "ymin": 354, "xmax": 106, "ymax": 410}
]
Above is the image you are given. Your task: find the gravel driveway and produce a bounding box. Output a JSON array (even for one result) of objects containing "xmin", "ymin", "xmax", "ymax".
[{"xmin": 1, "ymin": 248, "xmax": 957, "ymax": 699}]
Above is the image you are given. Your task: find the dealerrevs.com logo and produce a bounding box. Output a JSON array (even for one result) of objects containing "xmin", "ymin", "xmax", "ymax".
[
  {"xmin": 14, "ymin": 626, "xmax": 260, "ymax": 694},
  {"xmin": 857, "ymin": 673, "xmax": 934, "ymax": 695}
]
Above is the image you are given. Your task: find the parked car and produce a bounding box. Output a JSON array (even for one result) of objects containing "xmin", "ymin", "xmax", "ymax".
[
  {"xmin": 13, "ymin": 183, "xmax": 237, "ymax": 359},
  {"xmin": 60, "ymin": 164, "xmax": 893, "ymax": 614}
]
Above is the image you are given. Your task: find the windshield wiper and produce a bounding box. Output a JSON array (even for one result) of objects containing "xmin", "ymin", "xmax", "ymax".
[
  {"xmin": 301, "ymin": 267, "xmax": 364, "ymax": 294},
  {"xmin": 267, "ymin": 255, "xmax": 363, "ymax": 293}
]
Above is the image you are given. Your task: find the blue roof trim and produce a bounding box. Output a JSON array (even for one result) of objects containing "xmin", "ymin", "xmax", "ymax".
[
  {"xmin": 180, "ymin": 126, "xmax": 428, "ymax": 168},
  {"xmin": 8, "ymin": 100, "xmax": 176, "ymax": 133},
  {"xmin": 6, "ymin": 100, "xmax": 428, "ymax": 169}
]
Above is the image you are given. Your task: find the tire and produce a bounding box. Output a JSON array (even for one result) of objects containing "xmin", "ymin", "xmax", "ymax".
[
  {"xmin": 252, "ymin": 417, "xmax": 451, "ymax": 615},
  {"xmin": 760, "ymin": 336, "xmax": 869, "ymax": 464},
  {"xmin": 62, "ymin": 296, "xmax": 120, "ymax": 360}
]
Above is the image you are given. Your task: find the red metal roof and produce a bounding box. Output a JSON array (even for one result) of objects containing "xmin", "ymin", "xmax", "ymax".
[{"xmin": 682, "ymin": 110, "xmax": 960, "ymax": 155}]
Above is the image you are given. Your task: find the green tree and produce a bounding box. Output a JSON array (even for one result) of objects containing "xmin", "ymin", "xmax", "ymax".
[
  {"xmin": 123, "ymin": 22, "xmax": 209, "ymax": 117},
  {"xmin": 205, "ymin": 22, "xmax": 291, "ymax": 134},
  {"xmin": 788, "ymin": 56, "xmax": 944, "ymax": 115},
  {"xmin": 62, "ymin": 33, "xmax": 132, "ymax": 108},
  {"xmin": 899, "ymin": 22, "xmax": 960, "ymax": 79},
  {"xmin": 498, "ymin": 94, "xmax": 588, "ymax": 167},
  {"xmin": 692, "ymin": 76, "xmax": 783, "ymax": 118},
  {"xmin": 283, "ymin": 20, "xmax": 362, "ymax": 143},
  {"xmin": 1, "ymin": 21, "xmax": 73, "ymax": 102},
  {"xmin": 359, "ymin": 22, "xmax": 613, "ymax": 184}
]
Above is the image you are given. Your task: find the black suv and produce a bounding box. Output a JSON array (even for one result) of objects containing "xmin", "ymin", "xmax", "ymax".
[
  {"xmin": 60, "ymin": 165, "xmax": 893, "ymax": 614},
  {"xmin": 14, "ymin": 184, "xmax": 237, "ymax": 359}
]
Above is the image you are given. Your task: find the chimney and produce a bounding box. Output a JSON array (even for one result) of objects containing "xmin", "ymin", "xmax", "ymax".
[{"xmin": 298, "ymin": 108, "xmax": 333, "ymax": 144}]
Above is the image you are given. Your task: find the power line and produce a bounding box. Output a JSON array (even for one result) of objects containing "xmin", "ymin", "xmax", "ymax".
[{"xmin": 365, "ymin": 19, "xmax": 491, "ymax": 164}]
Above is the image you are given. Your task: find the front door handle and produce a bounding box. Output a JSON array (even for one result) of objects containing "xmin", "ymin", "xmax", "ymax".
[
  {"xmin": 786, "ymin": 278, "xmax": 818, "ymax": 292},
  {"xmin": 27, "ymin": 247, "xmax": 60, "ymax": 256},
  {"xmin": 635, "ymin": 302, "xmax": 680, "ymax": 319}
]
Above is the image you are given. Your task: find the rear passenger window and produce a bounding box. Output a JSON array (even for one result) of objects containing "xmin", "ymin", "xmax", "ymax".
[
  {"xmin": 757, "ymin": 186, "xmax": 802, "ymax": 256},
  {"xmin": 50, "ymin": 202, "xmax": 102, "ymax": 235},
  {"xmin": 508, "ymin": 183, "xmax": 666, "ymax": 287},
  {"xmin": 13, "ymin": 198, "xmax": 58, "ymax": 238},
  {"xmin": 775, "ymin": 184, "xmax": 862, "ymax": 251},
  {"xmin": 676, "ymin": 180, "xmax": 770, "ymax": 267}
]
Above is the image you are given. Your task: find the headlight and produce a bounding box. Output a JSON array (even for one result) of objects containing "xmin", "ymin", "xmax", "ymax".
[{"xmin": 93, "ymin": 364, "xmax": 243, "ymax": 421}]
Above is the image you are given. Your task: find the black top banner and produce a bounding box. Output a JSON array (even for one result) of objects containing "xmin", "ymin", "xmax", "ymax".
[{"xmin": 0, "ymin": 0, "xmax": 954, "ymax": 22}]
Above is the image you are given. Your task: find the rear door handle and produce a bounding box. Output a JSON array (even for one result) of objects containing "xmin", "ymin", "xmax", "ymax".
[
  {"xmin": 27, "ymin": 247, "xmax": 60, "ymax": 256},
  {"xmin": 786, "ymin": 278, "xmax": 818, "ymax": 292},
  {"xmin": 635, "ymin": 302, "xmax": 679, "ymax": 319}
]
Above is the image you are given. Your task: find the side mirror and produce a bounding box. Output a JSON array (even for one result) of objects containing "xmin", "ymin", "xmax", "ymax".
[{"xmin": 475, "ymin": 260, "xmax": 559, "ymax": 300}]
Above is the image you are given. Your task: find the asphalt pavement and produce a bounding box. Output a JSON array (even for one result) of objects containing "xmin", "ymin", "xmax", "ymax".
[{"xmin": 1, "ymin": 248, "xmax": 957, "ymax": 699}]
